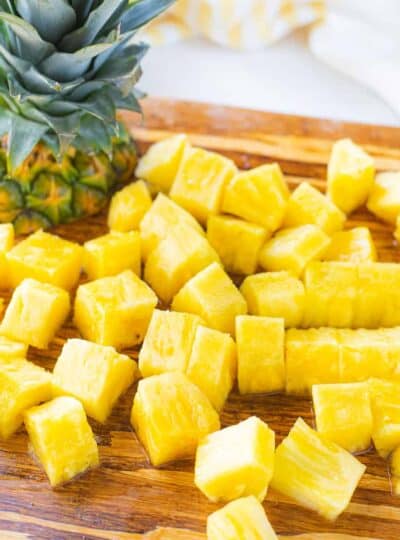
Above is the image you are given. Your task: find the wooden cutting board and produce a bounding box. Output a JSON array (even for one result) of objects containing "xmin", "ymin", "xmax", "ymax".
[{"xmin": 1, "ymin": 98, "xmax": 400, "ymax": 540}]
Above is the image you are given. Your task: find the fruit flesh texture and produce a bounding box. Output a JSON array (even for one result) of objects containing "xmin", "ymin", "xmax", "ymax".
[
  {"xmin": 195, "ymin": 417, "xmax": 275, "ymax": 503},
  {"xmin": 108, "ymin": 180, "xmax": 152, "ymax": 232},
  {"xmin": 369, "ymin": 379, "xmax": 400, "ymax": 458},
  {"xmin": 53, "ymin": 339, "xmax": 137, "ymax": 423},
  {"xmin": 390, "ymin": 446, "xmax": 400, "ymax": 496},
  {"xmin": 322, "ymin": 227, "xmax": 377, "ymax": 263},
  {"xmin": 24, "ymin": 396, "xmax": 99, "ymax": 487},
  {"xmin": 131, "ymin": 372, "xmax": 220, "ymax": 466},
  {"xmin": 271, "ymin": 417, "xmax": 366, "ymax": 521},
  {"xmin": 0, "ymin": 223, "xmax": 13, "ymax": 289},
  {"xmin": 367, "ymin": 172, "xmax": 400, "ymax": 224},
  {"xmin": 0, "ymin": 336, "xmax": 28, "ymax": 359}
]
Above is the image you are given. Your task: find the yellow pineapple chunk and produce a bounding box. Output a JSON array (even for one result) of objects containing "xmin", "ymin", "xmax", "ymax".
[
  {"xmin": 323, "ymin": 227, "xmax": 376, "ymax": 263},
  {"xmin": 83, "ymin": 231, "xmax": 141, "ymax": 280},
  {"xmin": 170, "ymin": 147, "xmax": 236, "ymax": 224},
  {"xmin": 240, "ymin": 272, "xmax": 305, "ymax": 328},
  {"xmin": 369, "ymin": 379, "xmax": 400, "ymax": 458},
  {"xmin": 236, "ymin": 316, "xmax": 285, "ymax": 395},
  {"xmin": 390, "ymin": 446, "xmax": 400, "ymax": 496},
  {"xmin": 172, "ymin": 262, "xmax": 247, "ymax": 335},
  {"xmin": 136, "ymin": 134, "xmax": 189, "ymax": 193},
  {"xmin": 108, "ymin": 180, "xmax": 152, "ymax": 232},
  {"xmin": 139, "ymin": 310, "xmax": 204, "ymax": 378},
  {"xmin": 6, "ymin": 230, "xmax": 83, "ymax": 290},
  {"xmin": 0, "ymin": 223, "xmax": 13, "ymax": 289},
  {"xmin": 144, "ymin": 225, "xmax": 220, "ymax": 304},
  {"xmin": 271, "ymin": 417, "xmax": 366, "ymax": 521},
  {"xmin": 0, "ymin": 336, "xmax": 28, "ymax": 359},
  {"xmin": 74, "ymin": 270, "xmax": 157, "ymax": 349},
  {"xmin": 53, "ymin": 339, "xmax": 137, "ymax": 423},
  {"xmin": 186, "ymin": 325, "xmax": 236, "ymax": 411},
  {"xmin": 1, "ymin": 279, "xmax": 70, "ymax": 349},
  {"xmin": 24, "ymin": 396, "xmax": 99, "ymax": 487},
  {"xmin": 207, "ymin": 216, "xmax": 269, "ymax": 275},
  {"xmin": 367, "ymin": 172, "xmax": 400, "ymax": 224},
  {"xmin": 312, "ymin": 382, "xmax": 372, "ymax": 453},
  {"xmin": 207, "ymin": 496, "xmax": 278, "ymax": 540},
  {"xmin": 131, "ymin": 372, "xmax": 220, "ymax": 466},
  {"xmin": 259, "ymin": 225, "xmax": 330, "ymax": 277},
  {"xmin": 0, "ymin": 358, "xmax": 52, "ymax": 439}
]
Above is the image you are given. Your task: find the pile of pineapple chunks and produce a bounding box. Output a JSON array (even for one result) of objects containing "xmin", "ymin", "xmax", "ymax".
[{"xmin": 2, "ymin": 132, "xmax": 400, "ymax": 538}]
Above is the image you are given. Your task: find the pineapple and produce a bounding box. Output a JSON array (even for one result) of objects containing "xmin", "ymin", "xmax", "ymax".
[
  {"xmin": 312, "ymin": 382, "xmax": 373, "ymax": 453},
  {"xmin": 222, "ymin": 163, "xmax": 289, "ymax": 232},
  {"xmin": 0, "ymin": 336, "xmax": 28, "ymax": 360},
  {"xmin": 240, "ymin": 271, "xmax": 305, "ymax": 328},
  {"xmin": 0, "ymin": 223, "xmax": 13, "ymax": 289},
  {"xmin": 322, "ymin": 227, "xmax": 377, "ymax": 263},
  {"xmin": 131, "ymin": 372, "xmax": 220, "ymax": 466},
  {"xmin": 259, "ymin": 225, "xmax": 330, "ymax": 277},
  {"xmin": 53, "ymin": 339, "xmax": 137, "ymax": 423},
  {"xmin": 327, "ymin": 139, "xmax": 375, "ymax": 214},
  {"xmin": 170, "ymin": 147, "xmax": 237, "ymax": 224},
  {"xmin": 369, "ymin": 379, "xmax": 400, "ymax": 458},
  {"xmin": 74, "ymin": 270, "xmax": 158, "ymax": 349},
  {"xmin": 1, "ymin": 279, "xmax": 70, "ymax": 349},
  {"xmin": 207, "ymin": 216, "xmax": 269, "ymax": 275},
  {"xmin": 107, "ymin": 181, "xmax": 152, "ymax": 233},
  {"xmin": 207, "ymin": 496, "xmax": 278, "ymax": 540},
  {"xmin": 24, "ymin": 396, "xmax": 99, "ymax": 487},
  {"xmin": 390, "ymin": 446, "xmax": 400, "ymax": 496},
  {"xmin": 271, "ymin": 417, "xmax": 366, "ymax": 521},
  {"xmin": 236, "ymin": 316, "xmax": 285, "ymax": 395},
  {"xmin": 0, "ymin": 358, "xmax": 52, "ymax": 439},
  {"xmin": 367, "ymin": 172, "xmax": 400, "ymax": 224},
  {"xmin": 195, "ymin": 417, "xmax": 275, "ymax": 502},
  {"xmin": 172, "ymin": 262, "xmax": 247, "ymax": 335},
  {"xmin": 354, "ymin": 263, "xmax": 390, "ymax": 329},
  {"xmin": 83, "ymin": 231, "xmax": 141, "ymax": 280}
]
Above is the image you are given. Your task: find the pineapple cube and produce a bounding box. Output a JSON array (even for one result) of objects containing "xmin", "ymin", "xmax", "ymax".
[
  {"xmin": 283, "ymin": 182, "xmax": 345, "ymax": 234},
  {"xmin": 24, "ymin": 396, "xmax": 99, "ymax": 487},
  {"xmin": 207, "ymin": 216, "xmax": 269, "ymax": 275},
  {"xmin": 353, "ymin": 263, "xmax": 386, "ymax": 329},
  {"xmin": 312, "ymin": 382, "xmax": 372, "ymax": 453},
  {"xmin": 240, "ymin": 272, "xmax": 305, "ymax": 328},
  {"xmin": 53, "ymin": 339, "xmax": 137, "ymax": 423},
  {"xmin": 207, "ymin": 496, "xmax": 278, "ymax": 540},
  {"xmin": 369, "ymin": 379, "xmax": 400, "ymax": 458},
  {"xmin": 144, "ymin": 225, "xmax": 220, "ymax": 304},
  {"xmin": 0, "ymin": 358, "xmax": 52, "ymax": 439},
  {"xmin": 170, "ymin": 147, "xmax": 237, "ymax": 224},
  {"xmin": 6, "ymin": 230, "xmax": 83, "ymax": 290},
  {"xmin": 74, "ymin": 270, "xmax": 157, "ymax": 349},
  {"xmin": 139, "ymin": 310, "xmax": 204, "ymax": 378},
  {"xmin": 108, "ymin": 180, "xmax": 152, "ymax": 232},
  {"xmin": 328, "ymin": 139, "xmax": 375, "ymax": 214},
  {"xmin": 259, "ymin": 225, "xmax": 330, "ymax": 277},
  {"xmin": 373, "ymin": 264, "xmax": 400, "ymax": 328},
  {"xmin": 236, "ymin": 316, "xmax": 285, "ymax": 394},
  {"xmin": 322, "ymin": 227, "xmax": 377, "ymax": 263},
  {"xmin": 0, "ymin": 336, "xmax": 28, "ymax": 359},
  {"xmin": 367, "ymin": 172, "xmax": 400, "ymax": 224},
  {"xmin": 390, "ymin": 446, "xmax": 400, "ymax": 496},
  {"xmin": 83, "ymin": 231, "xmax": 141, "ymax": 280},
  {"xmin": 135, "ymin": 134, "xmax": 189, "ymax": 193},
  {"xmin": 0, "ymin": 223, "xmax": 13, "ymax": 289},
  {"xmin": 172, "ymin": 262, "xmax": 247, "ymax": 335},
  {"xmin": 186, "ymin": 325, "xmax": 236, "ymax": 411},
  {"xmin": 131, "ymin": 372, "xmax": 220, "ymax": 466},
  {"xmin": 0, "ymin": 279, "xmax": 70, "ymax": 349},
  {"xmin": 271, "ymin": 417, "xmax": 366, "ymax": 521}
]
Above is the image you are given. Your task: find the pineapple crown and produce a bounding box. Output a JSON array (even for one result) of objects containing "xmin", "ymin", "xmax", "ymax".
[{"xmin": 0, "ymin": 0, "xmax": 174, "ymax": 170}]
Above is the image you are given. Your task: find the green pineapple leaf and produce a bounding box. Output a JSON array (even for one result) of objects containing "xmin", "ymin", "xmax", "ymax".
[
  {"xmin": 7, "ymin": 115, "xmax": 48, "ymax": 171},
  {"xmin": 15, "ymin": 0, "xmax": 77, "ymax": 43}
]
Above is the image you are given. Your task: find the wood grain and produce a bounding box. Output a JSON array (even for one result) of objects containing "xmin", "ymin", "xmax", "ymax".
[{"xmin": 1, "ymin": 98, "xmax": 399, "ymax": 540}]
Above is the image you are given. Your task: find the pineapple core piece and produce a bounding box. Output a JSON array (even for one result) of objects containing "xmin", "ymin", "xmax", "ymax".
[
  {"xmin": 390, "ymin": 446, "xmax": 400, "ymax": 496},
  {"xmin": 222, "ymin": 163, "xmax": 289, "ymax": 232},
  {"xmin": 240, "ymin": 271, "xmax": 305, "ymax": 328},
  {"xmin": 367, "ymin": 171, "xmax": 400, "ymax": 225},
  {"xmin": 186, "ymin": 325, "xmax": 236, "ymax": 411},
  {"xmin": 328, "ymin": 138, "xmax": 375, "ymax": 214},
  {"xmin": 144, "ymin": 225, "xmax": 220, "ymax": 304},
  {"xmin": 207, "ymin": 216, "xmax": 269, "ymax": 275},
  {"xmin": 283, "ymin": 182, "xmax": 345, "ymax": 234},
  {"xmin": 259, "ymin": 225, "xmax": 330, "ymax": 277},
  {"xmin": 271, "ymin": 417, "xmax": 366, "ymax": 521},
  {"xmin": 0, "ymin": 223, "xmax": 14, "ymax": 289},
  {"xmin": 24, "ymin": 396, "xmax": 99, "ymax": 487},
  {"xmin": 139, "ymin": 309, "xmax": 204, "ymax": 378},
  {"xmin": 207, "ymin": 496, "xmax": 278, "ymax": 540},
  {"xmin": 108, "ymin": 180, "xmax": 152, "ymax": 232},
  {"xmin": 172, "ymin": 262, "xmax": 247, "ymax": 335},
  {"xmin": 0, "ymin": 358, "xmax": 52, "ymax": 439},
  {"xmin": 1, "ymin": 279, "xmax": 70, "ymax": 349},
  {"xmin": 74, "ymin": 270, "xmax": 157, "ymax": 349},
  {"xmin": 236, "ymin": 316, "xmax": 285, "ymax": 395},
  {"xmin": 369, "ymin": 379, "xmax": 400, "ymax": 458},
  {"xmin": 322, "ymin": 227, "xmax": 377, "ymax": 263},
  {"xmin": 83, "ymin": 231, "xmax": 141, "ymax": 280},
  {"xmin": 6, "ymin": 230, "xmax": 83, "ymax": 290},
  {"xmin": 53, "ymin": 339, "xmax": 137, "ymax": 423},
  {"xmin": 170, "ymin": 147, "xmax": 237, "ymax": 224},
  {"xmin": 135, "ymin": 134, "xmax": 189, "ymax": 194},
  {"xmin": 0, "ymin": 335, "xmax": 28, "ymax": 359},
  {"xmin": 312, "ymin": 382, "xmax": 373, "ymax": 453},
  {"xmin": 131, "ymin": 372, "xmax": 220, "ymax": 466},
  {"xmin": 195, "ymin": 417, "xmax": 275, "ymax": 502}
]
